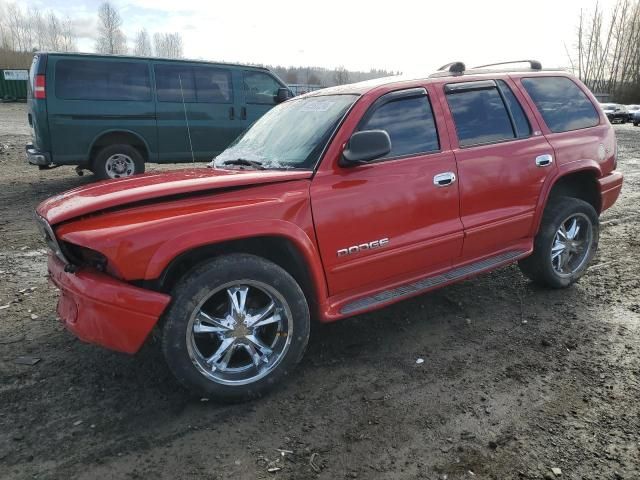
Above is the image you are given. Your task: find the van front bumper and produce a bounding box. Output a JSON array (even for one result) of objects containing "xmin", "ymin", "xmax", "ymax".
[
  {"xmin": 48, "ymin": 254, "xmax": 171, "ymax": 354},
  {"xmin": 25, "ymin": 143, "xmax": 51, "ymax": 166}
]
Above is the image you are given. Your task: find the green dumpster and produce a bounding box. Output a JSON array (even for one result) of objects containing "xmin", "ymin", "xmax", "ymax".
[{"xmin": 0, "ymin": 69, "xmax": 29, "ymax": 100}]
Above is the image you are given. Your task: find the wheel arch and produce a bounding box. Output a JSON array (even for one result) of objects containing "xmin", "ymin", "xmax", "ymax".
[
  {"xmin": 533, "ymin": 167, "xmax": 602, "ymax": 234},
  {"xmin": 148, "ymin": 230, "xmax": 327, "ymax": 320},
  {"xmin": 88, "ymin": 129, "xmax": 151, "ymax": 167}
]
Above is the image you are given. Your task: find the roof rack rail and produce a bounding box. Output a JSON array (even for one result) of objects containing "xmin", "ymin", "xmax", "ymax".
[
  {"xmin": 437, "ymin": 61, "xmax": 466, "ymax": 74},
  {"xmin": 473, "ymin": 59, "xmax": 542, "ymax": 70}
]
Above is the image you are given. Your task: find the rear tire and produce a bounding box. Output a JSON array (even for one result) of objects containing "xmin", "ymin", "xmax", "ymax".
[
  {"xmin": 161, "ymin": 254, "xmax": 310, "ymax": 402},
  {"xmin": 518, "ymin": 197, "xmax": 599, "ymax": 288},
  {"xmin": 92, "ymin": 144, "xmax": 145, "ymax": 180}
]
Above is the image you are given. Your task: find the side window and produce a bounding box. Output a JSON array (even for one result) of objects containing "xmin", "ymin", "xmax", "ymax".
[
  {"xmin": 496, "ymin": 80, "xmax": 531, "ymax": 138},
  {"xmin": 446, "ymin": 83, "xmax": 514, "ymax": 147},
  {"xmin": 155, "ymin": 64, "xmax": 196, "ymax": 102},
  {"xmin": 358, "ymin": 94, "xmax": 439, "ymax": 159},
  {"xmin": 521, "ymin": 76, "xmax": 599, "ymax": 133},
  {"xmin": 55, "ymin": 59, "xmax": 151, "ymax": 101},
  {"xmin": 243, "ymin": 71, "xmax": 282, "ymax": 105},
  {"xmin": 194, "ymin": 67, "xmax": 232, "ymax": 103}
]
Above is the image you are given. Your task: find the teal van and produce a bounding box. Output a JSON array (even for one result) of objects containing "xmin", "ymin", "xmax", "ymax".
[{"xmin": 26, "ymin": 53, "xmax": 292, "ymax": 179}]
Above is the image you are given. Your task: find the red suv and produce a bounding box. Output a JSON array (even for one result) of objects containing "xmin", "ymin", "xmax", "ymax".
[{"xmin": 37, "ymin": 60, "xmax": 623, "ymax": 401}]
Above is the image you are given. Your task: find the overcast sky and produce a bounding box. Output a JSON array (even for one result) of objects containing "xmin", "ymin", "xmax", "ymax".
[{"xmin": 22, "ymin": 0, "xmax": 617, "ymax": 74}]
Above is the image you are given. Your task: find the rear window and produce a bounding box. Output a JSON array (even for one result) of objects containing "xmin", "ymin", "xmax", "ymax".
[
  {"xmin": 521, "ymin": 77, "xmax": 599, "ymax": 133},
  {"xmin": 55, "ymin": 59, "xmax": 151, "ymax": 101},
  {"xmin": 446, "ymin": 84, "xmax": 515, "ymax": 147}
]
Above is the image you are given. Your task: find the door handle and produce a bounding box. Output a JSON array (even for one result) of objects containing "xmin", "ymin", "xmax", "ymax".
[
  {"xmin": 241, "ymin": 106, "xmax": 247, "ymax": 120},
  {"xmin": 433, "ymin": 172, "xmax": 456, "ymax": 187},
  {"xmin": 229, "ymin": 106, "xmax": 235, "ymax": 120},
  {"xmin": 535, "ymin": 154, "xmax": 553, "ymax": 167}
]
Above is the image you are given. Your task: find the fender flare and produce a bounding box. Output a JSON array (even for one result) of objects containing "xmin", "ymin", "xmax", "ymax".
[
  {"xmin": 144, "ymin": 219, "xmax": 329, "ymax": 302},
  {"xmin": 531, "ymin": 160, "xmax": 602, "ymax": 235}
]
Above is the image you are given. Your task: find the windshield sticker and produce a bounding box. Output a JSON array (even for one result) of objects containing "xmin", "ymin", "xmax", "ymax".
[{"xmin": 300, "ymin": 100, "xmax": 335, "ymax": 112}]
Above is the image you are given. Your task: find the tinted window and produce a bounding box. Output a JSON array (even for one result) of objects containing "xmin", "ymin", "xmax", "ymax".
[
  {"xmin": 358, "ymin": 94, "xmax": 439, "ymax": 159},
  {"xmin": 244, "ymin": 71, "xmax": 282, "ymax": 105},
  {"xmin": 155, "ymin": 64, "xmax": 195, "ymax": 102},
  {"xmin": 446, "ymin": 86, "xmax": 514, "ymax": 146},
  {"xmin": 194, "ymin": 67, "xmax": 232, "ymax": 103},
  {"xmin": 521, "ymin": 77, "xmax": 599, "ymax": 132},
  {"xmin": 55, "ymin": 59, "xmax": 151, "ymax": 101},
  {"xmin": 497, "ymin": 80, "xmax": 531, "ymax": 138}
]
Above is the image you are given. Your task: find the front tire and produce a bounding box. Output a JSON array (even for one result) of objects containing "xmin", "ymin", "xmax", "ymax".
[
  {"xmin": 93, "ymin": 144, "xmax": 145, "ymax": 180},
  {"xmin": 161, "ymin": 254, "xmax": 310, "ymax": 402},
  {"xmin": 519, "ymin": 197, "xmax": 599, "ymax": 288}
]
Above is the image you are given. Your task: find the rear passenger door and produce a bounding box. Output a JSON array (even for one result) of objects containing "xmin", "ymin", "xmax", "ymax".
[
  {"xmin": 154, "ymin": 63, "xmax": 243, "ymax": 162},
  {"xmin": 442, "ymin": 78, "xmax": 556, "ymax": 259}
]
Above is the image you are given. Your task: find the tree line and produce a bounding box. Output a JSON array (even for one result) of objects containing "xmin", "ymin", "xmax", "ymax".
[
  {"xmin": 0, "ymin": 0, "xmax": 396, "ymax": 87},
  {"xmin": 0, "ymin": 0, "xmax": 185, "ymax": 68}
]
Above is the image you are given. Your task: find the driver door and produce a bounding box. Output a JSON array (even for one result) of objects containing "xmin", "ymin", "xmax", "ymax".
[{"xmin": 311, "ymin": 87, "xmax": 464, "ymax": 297}]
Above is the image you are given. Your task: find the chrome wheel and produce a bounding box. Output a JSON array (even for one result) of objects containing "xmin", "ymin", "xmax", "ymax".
[
  {"xmin": 186, "ymin": 280, "xmax": 293, "ymax": 386},
  {"xmin": 550, "ymin": 213, "xmax": 593, "ymax": 277},
  {"xmin": 105, "ymin": 154, "xmax": 135, "ymax": 178}
]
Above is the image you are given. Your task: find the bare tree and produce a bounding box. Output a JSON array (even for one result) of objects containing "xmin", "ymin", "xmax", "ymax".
[
  {"xmin": 333, "ymin": 65, "xmax": 350, "ymax": 85},
  {"xmin": 153, "ymin": 32, "xmax": 183, "ymax": 58},
  {"xmin": 95, "ymin": 2, "xmax": 127, "ymax": 54},
  {"xmin": 572, "ymin": 0, "xmax": 640, "ymax": 101},
  {"xmin": 133, "ymin": 29, "xmax": 152, "ymax": 56},
  {"xmin": 59, "ymin": 17, "xmax": 77, "ymax": 52}
]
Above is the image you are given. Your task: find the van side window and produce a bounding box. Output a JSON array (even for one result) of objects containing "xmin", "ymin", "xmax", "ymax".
[
  {"xmin": 496, "ymin": 80, "xmax": 531, "ymax": 138},
  {"xmin": 357, "ymin": 94, "xmax": 440, "ymax": 159},
  {"xmin": 446, "ymin": 83, "xmax": 515, "ymax": 147},
  {"xmin": 55, "ymin": 59, "xmax": 151, "ymax": 101},
  {"xmin": 243, "ymin": 71, "xmax": 282, "ymax": 105},
  {"xmin": 194, "ymin": 67, "xmax": 232, "ymax": 103},
  {"xmin": 521, "ymin": 76, "xmax": 599, "ymax": 132},
  {"xmin": 155, "ymin": 64, "xmax": 196, "ymax": 102}
]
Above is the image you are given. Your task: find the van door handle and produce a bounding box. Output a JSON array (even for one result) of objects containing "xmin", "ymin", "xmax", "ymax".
[
  {"xmin": 229, "ymin": 106, "xmax": 235, "ymax": 120},
  {"xmin": 241, "ymin": 106, "xmax": 247, "ymax": 120},
  {"xmin": 535, "ymin": 154, "xmax": 553, "ymax": 167},
  {"xmin": 433, "ymin": 172, "xmax": 456, "ymax": 187}
]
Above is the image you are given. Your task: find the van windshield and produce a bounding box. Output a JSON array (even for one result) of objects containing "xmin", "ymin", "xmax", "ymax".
[{"xmin": 214, "ymin": 94, "xmax": 357, "ymax": 170}]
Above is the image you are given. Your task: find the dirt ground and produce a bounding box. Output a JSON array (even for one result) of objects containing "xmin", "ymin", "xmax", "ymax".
[{"xmin": 0, "ymin": 103, "xmax": 639, "ymax": 480}]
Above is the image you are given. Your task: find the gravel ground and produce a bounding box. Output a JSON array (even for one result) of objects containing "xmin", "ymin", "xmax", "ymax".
[{"xmin": 0, "ymin": 103, "xmax": 639, "ymax": 480}]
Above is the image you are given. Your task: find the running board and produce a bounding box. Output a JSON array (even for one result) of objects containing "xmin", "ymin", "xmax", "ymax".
[{"xmin": 340, "ymin": 249, "xmax": 527, "ymax": 315}]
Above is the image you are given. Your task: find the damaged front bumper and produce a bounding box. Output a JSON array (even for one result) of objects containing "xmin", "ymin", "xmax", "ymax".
[{"xmin": 48, "ymin": 254, "xmax": 171, "ymax": 354}]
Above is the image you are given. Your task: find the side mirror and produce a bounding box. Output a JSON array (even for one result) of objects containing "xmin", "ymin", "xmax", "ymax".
[
  {"xmin": 276, "ymin": 87, "xmax": 292, "ymax": 103},
  {"xmin": 341, "ymin": 130, "xmax": 392, "ymax": 166}
]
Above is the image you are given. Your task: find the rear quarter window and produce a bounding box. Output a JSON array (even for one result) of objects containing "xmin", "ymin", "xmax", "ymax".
[
  {"xmin": 521, "ymin": 77, "xmax": 599, "ymax": 133},
  {"xmin": 55, "ymin": 59, "xmax": 151, "ymax": 101}
]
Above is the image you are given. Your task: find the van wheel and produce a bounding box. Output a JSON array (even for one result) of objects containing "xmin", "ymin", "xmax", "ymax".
[
  {"xmin": 161, "ymin": 254, "xmax": 310, "ymax": 402},
  {"xmin": 519, "ymin": 197, "xmax": 599, "ymax": 288},
  {"xmin": 93, "ymin": 144, "xmax": 145, "ymax": 180}
]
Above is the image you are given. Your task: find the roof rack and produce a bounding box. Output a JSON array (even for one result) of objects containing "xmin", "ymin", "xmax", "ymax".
[
  {"xmin": 473, "ymin": 59, "xmax": 542, "ymax": 70},
  {"xmin": 429, "ymin": 59, "xmax": 549, "ymax": 78}
]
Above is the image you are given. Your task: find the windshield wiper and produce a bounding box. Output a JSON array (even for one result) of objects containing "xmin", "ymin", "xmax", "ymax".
[{"xmin": 221, "ymin": 158, "xmax": 265, "ymax": 170}]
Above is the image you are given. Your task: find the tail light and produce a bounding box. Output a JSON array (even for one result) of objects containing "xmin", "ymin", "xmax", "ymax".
[{"xmin": 34, "ymin": 74, "xmax": 46, "ymax": 99}]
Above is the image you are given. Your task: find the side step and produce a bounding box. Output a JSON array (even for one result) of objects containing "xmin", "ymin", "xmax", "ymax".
[{"xmin": 340, "ymin": 249, "xmax": 527, "ymax": 315}]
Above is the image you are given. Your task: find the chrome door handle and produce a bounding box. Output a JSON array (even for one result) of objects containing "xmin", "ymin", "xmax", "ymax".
[
  {"xmin": 535, "ymin": 154, "xmax": 553, "ymax": 167},
  {"xmin": 433, "ymin": 172, "xmax": 456, "ymax": 187}
]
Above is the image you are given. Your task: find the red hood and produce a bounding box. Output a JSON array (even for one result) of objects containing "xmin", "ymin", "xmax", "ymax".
[{"xmin": 37, "ymin": 168, "xmax": 312, "ymax": 225}]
